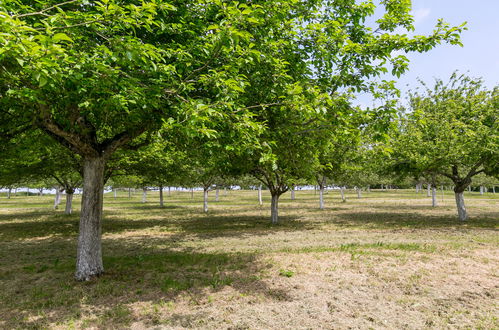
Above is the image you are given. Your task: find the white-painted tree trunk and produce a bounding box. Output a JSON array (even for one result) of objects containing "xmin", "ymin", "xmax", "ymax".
[
  {"xmin": 271, "ymin": 193, "xmax": 279, "ymax": 224},
  {"xmin": 468, "ymin": 186, "xmax": 471, "ymax": 192},
  {"xmin": 258, "ymin": 185, "xmax": 263, "ymax": 206},
  {"xmin": 454, "ymin": 192, "xmax": 468, "ymax": 221},
  {"xmin": 340, "ymin": 186, "xmax": 346, "ymax": 202},
  {"xmin": 415, "ymin": 184, "xmax": 419, "ymax": 193},
  {"xmin": 54, "ymin": 189, "xmax": 62, "ymax": 209},
  {"xmin": 142, "ymin": 188, "xmax": 147, "ymax": 203},
  {"xmin": 75, "ymin": 157, "xmax": 105, "ymax": 281},
  {"xmin": 65, "ymin": 192, "xmax": 74, "ymax": 214},
  {"xmin": 319, "ymin": 185, "xmax": 325, "ymax": 209},
  {"xmin": 431, "ymin": 186, "xmax": 437, "ymax": 207},
  {"xmin": 203, "ymin": 188, "xmax": 209, "ymax": 213},
  {"xmin": 215, "ymin": 187, "xmax": 220, "ymax": 202},
  {"xmin": 291, "ymin": 186, "xmax": 295, "ymax": 200},
  {"xmin": 159, "ymin": 185, "xmax": 164, "ymax": 207},
  {"xmin": 113, "ymin": 189, "xmax": 117, "ymax": 199},
  {"xmin": 356, "ymin": 187, "xmax": 362, "ymax": 198},
  {"xmin": 479, "ymin": 185, "xmax": 484, "ymax": 195},
  {"xmin": 38, "ymin": 188, "xmax": 43, "ymax": 196},
  {"xmin": 427, "ymin": 184, "xmax": 431, "ymax": 197}
]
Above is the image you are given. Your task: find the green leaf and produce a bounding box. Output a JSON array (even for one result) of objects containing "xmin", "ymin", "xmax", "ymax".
[{"xmin": 52, "ymin": 33, "xmax": 73, "ymax": 43}]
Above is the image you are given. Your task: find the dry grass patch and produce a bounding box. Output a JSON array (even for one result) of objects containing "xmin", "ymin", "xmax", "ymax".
[{"xmin": 0, "ymin": 189, "xmax": 497, "ymax": 328}]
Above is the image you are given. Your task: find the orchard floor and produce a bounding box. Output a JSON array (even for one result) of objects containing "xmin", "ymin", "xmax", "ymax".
[{"xmin": 0, "ymin": 189, "xmax": 498, "ymax": 329}]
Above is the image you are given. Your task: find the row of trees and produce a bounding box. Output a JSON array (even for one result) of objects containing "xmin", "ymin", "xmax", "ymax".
[{"xmin": 1, "ymin": 1, "xmax": 495, "ymax": 282}]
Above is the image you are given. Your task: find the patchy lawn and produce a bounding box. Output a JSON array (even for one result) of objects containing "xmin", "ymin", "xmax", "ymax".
[{"xmin": 0, "ymin": 189, "xmax": 497, "ymax": 329}]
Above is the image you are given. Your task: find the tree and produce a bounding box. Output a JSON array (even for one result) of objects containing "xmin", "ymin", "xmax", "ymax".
[{"xmin": 391, "ymin": 74, "xmax": 498, "ymax": 220}]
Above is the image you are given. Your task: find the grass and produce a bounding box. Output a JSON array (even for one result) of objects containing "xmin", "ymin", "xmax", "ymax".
[{"xmin": 0, "ymin": 188, "xmax": 497, "ymax": 329}]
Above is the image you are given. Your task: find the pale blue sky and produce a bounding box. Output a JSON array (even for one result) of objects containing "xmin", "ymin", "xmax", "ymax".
[{"xmin": 361, "ymin": 0, "xmax": 499, "ymax": 106}]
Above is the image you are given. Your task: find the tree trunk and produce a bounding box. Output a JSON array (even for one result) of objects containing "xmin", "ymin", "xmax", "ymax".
[
  {"xmin": 54, "ymin": 188, "xmax": 62, "ymax": 209},
  {"xmin": 356, "ymin": 187, "xmax": 362, "ymax": 198},
  {"xmin": 415, "ymin": 184, "xmax": 419, "ymax": 193},
  {"xmin": 468, "ymin": 186, "xmax": 471, "ymax": 192},
  {"xmin": 26, "ymin": 187, "xmax": 29, "ymax": 196},
  {"xmin": 113, "ymin": 189, "xmax": 117, "ymax": 199},
  {"xmin": 426, "ymin": 184, "xmax": 431, "ymax": 197},
  {"xmin": 203, "ymin": 188, "xmax": 209, "ymax": 213},
  {"xmin": 454, "ymin": 191, "xmax": 468, "ymax": 221},
  {"xmin": 367, "ymin": 185, "xmax": 370, "ymax": 193},
  {"xmin": 39, "ymin": 188, "xmax": 43, "ymax": 196},
  {"xmin": 270, "ymin": 192, "xmax": 280, "ymax": 224},
  {"xmin": 128, "ymin": 188, "xmax": 131, "ymax": 198},
  {"xmin": 258, "ymin": 185, "xmax": 263, "ymax": 206},
  {"xmin": 75, "ymin": 157, "xmax": 105, "ymax": 281},
  {"xmin": 224, "ymin": 187, "xmax": 228, "ymax": 196},
  {"xmin": 291, "ymin": 186, "xmax": 295, "ymax": 200},
  {"xmin": 7, "ymin": 188, "xmax": 11, "ymax": 199},
  {"xmin": 191, "ymin": 188, "xmax": 194, "ymax": 199},
  {"xmin": 340, "ymin": 186, "xmax": 346, "ymax": 202},
  {"xmin": 168, "ymin": 186, "xmax": 171, "ymax": 197},
  {"xmin": 431, "ymin": 186, "xmax": 437, "ymax": 207},
  {"xmin": 319, "ymin": 184, "xmax": 325, "ymax": 209},
  {"xmin": 159, "ymin": 185, "xmax": 164, "ymax": 207},
  {"xmin": 142, "ymin": 188, "xmax": 147, "ymax": 203},
  {"xmin": 65, "ymin": 191, "xmax": 74, "ymax": 214},
  {"xmin": 215, "ymin": 187, "xmax": 220, "ymax": 202},
  {"xmin": 480, "ymin": 185, "xmax": 484, "ymax": 195}
]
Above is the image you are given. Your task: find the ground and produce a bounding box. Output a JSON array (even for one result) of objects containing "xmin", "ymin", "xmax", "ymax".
[{"xmin": 0, "ymin": 188, "xmax": 497, "ymax": 329}]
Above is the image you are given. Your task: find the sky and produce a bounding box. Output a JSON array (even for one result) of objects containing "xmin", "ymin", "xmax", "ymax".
[{"xmin": 360, "ymin": 0, "xmax": 499, "ymax": 106}]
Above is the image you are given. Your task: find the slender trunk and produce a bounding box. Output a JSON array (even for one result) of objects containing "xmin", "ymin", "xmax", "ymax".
[
  {"xmin": 258, "ymin": 185, "xmax": 263, "ymax": 206},
  {"xmin": 468, "ymin": 186, "xmax": 471, "ymax": 192},
  {"xmin": 159, "ymin": 185, "xmax": 164, "ymax": 207},
  {"xmin": 319, "ymin": 185, "xmax": 325, "ymax": 209},
  {"xmin": 454, "ymin": 191, "xmax": 468, "ymax": 221},
  {"xmin": 427, "ymin": 184, "xmax": 431, "ymax": 197},
  {"xmin": 26, "ymin": 187, "xmax": 29, "ymax": 196},
  {"xmin": 480, "ymin": 185, "xmax": 484, "ymax": 195},
  {"xmin": 113, "ymin": 189, "xmax": 117, "ymax": 199},
  {"xmin": 65, "ymin": 192, "xmax": 74, "ymax": 214},
  {"xmin": 356, "ymin": 187, "xmax": 362, "ymax": 199},
  {"xmin": 441, "ymin": 185, "xmax": 445, "ymax": 202},
  {"xmin": 203, "ymin": 188, "xmax": 208, "ymax": 213},
  {"xmin": 75, "ymin": 157, "xmax": 105, "ymax": 281},
  {"xmin": 415, "ymin": 184, "xmax": 419, "ymax": 193},
  {"xmin": 367, "ymin": 185, "xmax": 370, "ymax": 193},
  {"xmin": 340, "ymin": 186, "xmax": 346, "ymax": 202},
  {"xmin": 54, "ymin": 188, "xmax": 62, "ymax": 209},
  {"xmin": 168, "ymin": 186, "xmax": 171, "ymax": 197},
  {"xmin": 494, "ymin": 186, "xmax": 496, "ymax": 194},
  {"xmin": 7, "ymin": 188, "xmax": 11, "ymax": 199},
  {"xmin": 291, "ymin": 186, "xmax": 295, "ymax": 200},
  {"xmin": 191, "ymin": 188, "xmax": 194, "ymax": 199},
  {"xmin": 270, "ymin": 193, "xmax": 280, "ymax": 224},
  {"xmin": 39, "ymin": 188, "xmax": 43, "ymax": 196},
  {"xmin": 142, "ymin": 188, "xmax": 147, "ymax": 203},
  {"xmin": 215, "ymin": 187, "xmax": 220, "ymax": 202},
  {"xmin": 431, "ymin": 186, "xmax": 437, "ymax": 207},
  {"xmin": 224, "ymin": 188, "xmax": 228, "ymax": 196},
  {"xmin": 128, "ymin": 188, "xmax": 131, "ymax": 198}
]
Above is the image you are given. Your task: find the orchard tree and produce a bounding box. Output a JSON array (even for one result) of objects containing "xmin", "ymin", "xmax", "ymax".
[{"xmin": 392, "ymin": 74, "xmax": 498, "ymax": 220}]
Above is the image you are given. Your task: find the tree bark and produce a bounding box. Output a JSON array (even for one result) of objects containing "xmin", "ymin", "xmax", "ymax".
[
  {"xmin": 203, "ymin": 188, "xmax": 209, "ymax": 213},
  {"xmin": 128, "ymin": 187, "xmax": 131, "ymax": 198},
  {"xmin": 65, "ymin": 191, "xmax": 74, "ymax": 214},
  {"xmin": 142, "ymin": 188, "xmax": 147, "ymax": 203},
  {"xmin": 427, "ymin": 184, "xmax": 431, "ymax": 197},
  {"xmin": 159, "ymin": 185, "xmax": 164, "ymax": 207},
  {"xmin": 75, "ymin": 157, "xmax": 105, "ymax": 281},
  {"xmin": 168, "ymin": 186, "xmax": 171, "ymax": 197},
  {"xmin": 113, "ymin": 188, "xmax": 117, "ymax": 199},
  {"xmin": 54, "ymin": 188, "xmax": 62, "ymax": 209},
  {"xmin": 7, "ymin": 188, "xmax": 11, "ymax": 199},
  {"xmin": 39, "ymin": 188, "xmax": 44, "ymax": 196},
  {"xmin": 480, "ymin": 185, "xmax": 484, "ymax": 195},
  {"xmin": 215, "ymin": 187, "xmax": 220, "ymax": 202},
  {"xmin": 291, "ymin": 186, "xmax": 295, "ymax": 200},
  {"xmin": 356, "ymin": 187, "xmax": 362, "ymax": 198},
  {"xmin": 431, "ymin": 186, "xmax": 437, "ymax": 207},
  {"xmin": 258, "ymin": 185, "xmax": 263, "ymax": 206},
  {"xmin": 454, "ymin": 192, "xmax": 468, "ymax": 221},
  {"xmin": 340, "ymin": 186, "xmax": 346, "ymax": 202},
  {"xmin": 270, "ymin": 192, "xmax": 280, "ymax": 224},
  {"xmin": 319, "ymin": 184, "xmax": 325, "ymax": 209},
  {"xmin": 191, "ymin": 188, "xmax": 194, "ymax": 199}
]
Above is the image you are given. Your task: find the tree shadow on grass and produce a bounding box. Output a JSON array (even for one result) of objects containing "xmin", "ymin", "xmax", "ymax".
[
  {"xmin": 0, "ymin": 237, "xmax": 286, "ymax": 329},
  {"xmin": 330, "ymin": 210, "xmax": 498, "ymax": 229}
]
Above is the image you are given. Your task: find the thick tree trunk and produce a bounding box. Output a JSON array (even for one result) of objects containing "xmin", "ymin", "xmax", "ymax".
[
  {"xmin": 340, "ymin": 186, "xmax": 346, "ymax": 202},
  {"xmin": 203, "ymin": 188, "xmax": 209, "ymax": 213},
  {"xmin": 454, "ymin": 192, "xmax": 468, "ymax": 221},
  {"xmin": 431, "ymin": 186, "xmax": 437, "ymax": 207},
  {"xmin": 215, "ymin": 187, "xmax": 220, "ymax": 202},
  {"xmin": 319, "ymin": 185, "xmax": 325, "ymax": 209},
  {"xmin": 270, "ymin": 193, "xmax": 280, "ymax": 224},
  {"xmin": 159, "ymin": 185, "xmax": 164, "ymax": 207},
  {"xmin": 142, "ymin": 188, "xmax": 147, "ymax": 203},
  {"xmin": 290, "ymin": 186, "xmax": 295, "ymax": 200},
  {"xmin": 65, "ymin": 192, "xmax": 74, "ymax": 214},
  {"xmin": 258, "ymin": 185, "xmax": 263, "ymax": 206},
  {"xmin": 75, "ymin": 157, "xmax": 105, "ymax": 281}
]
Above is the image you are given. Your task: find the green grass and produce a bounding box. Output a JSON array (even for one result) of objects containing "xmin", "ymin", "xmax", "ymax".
[{"xmin": 0, "ymin": 189, "xmax": 497, "ymax": 328}]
